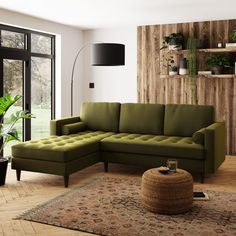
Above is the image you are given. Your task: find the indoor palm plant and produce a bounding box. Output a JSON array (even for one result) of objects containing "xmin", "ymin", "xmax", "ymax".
[{"xmin": 0, "ymin": 94, "xmax": 34, "ymax": 186}]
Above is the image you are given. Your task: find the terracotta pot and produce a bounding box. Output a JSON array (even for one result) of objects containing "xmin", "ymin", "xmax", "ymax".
[{"xmin": 0, "ymin": 158, "xmax": 8, "ymax": 186}]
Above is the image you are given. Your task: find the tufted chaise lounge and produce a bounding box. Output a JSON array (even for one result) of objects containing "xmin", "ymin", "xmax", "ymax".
[{"xmin": 11, "ymin": 102, "xmax": 226, "ymax": 187}]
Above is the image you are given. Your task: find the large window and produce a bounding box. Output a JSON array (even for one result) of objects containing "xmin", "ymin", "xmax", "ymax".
[{"xmin": 0, "ymin": 24, "xmax": 55, "ymax": 157}]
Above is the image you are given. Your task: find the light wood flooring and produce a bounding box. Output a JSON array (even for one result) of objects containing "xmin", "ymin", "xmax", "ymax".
[{"xmin": 0, "ymin": 156, "xmax": 236, "ymax": 236}]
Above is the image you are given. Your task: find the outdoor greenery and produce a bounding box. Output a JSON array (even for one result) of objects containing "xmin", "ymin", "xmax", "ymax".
[
  {"xmin": 1, "ymin": 29, "xmax": 53, "ymax": 156},
  {"xmin": 0, "ymin": 95, "xmax": 34, "ymax": 159}
]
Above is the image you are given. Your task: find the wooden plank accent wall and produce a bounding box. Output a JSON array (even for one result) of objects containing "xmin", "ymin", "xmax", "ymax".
[{"xmin": 137, "ymin": 19, "xmax": 236, "ymax": 154}]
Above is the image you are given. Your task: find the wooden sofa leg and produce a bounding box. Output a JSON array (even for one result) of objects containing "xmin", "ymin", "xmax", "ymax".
[
  {"xmin": 200, "ymin": 172, "xmax": 205, "ymax": 183},
  {"xmin": 64, "ymin": 175, "xmax": 69, "ymax": 188},
  {"xmin": 104, "ymin": 161, "xmax": 108, "ymax": 172},
  {"xmin": 16, "ymin": 170, "xmax": 21, "ymax": 181}
]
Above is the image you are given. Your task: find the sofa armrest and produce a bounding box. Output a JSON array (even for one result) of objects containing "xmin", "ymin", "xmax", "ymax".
[
  {"xmin": 205, "ymin": 122, "xmax": 226, "ymax": 174},
  {"xmin": 50, "ymin": 116, "xmax": 81, "ymax": 135}
]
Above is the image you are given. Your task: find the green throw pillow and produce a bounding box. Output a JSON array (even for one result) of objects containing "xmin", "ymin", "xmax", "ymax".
[
  {"xmin": 62, "ymin": 122, "xmax": 86, "ymax": 135},
  {"xmin": 192, "ymin": 128, "xmax": 206, "ymax": 145}
]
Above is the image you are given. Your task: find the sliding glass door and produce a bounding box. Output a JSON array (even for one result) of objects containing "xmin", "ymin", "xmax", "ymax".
[{"xmin": 0, "ymin": 24, "xmax": 55, "ymax": 157}]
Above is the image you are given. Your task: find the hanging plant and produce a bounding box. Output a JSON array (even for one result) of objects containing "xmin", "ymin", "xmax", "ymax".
[{"xmin": 187, "ymin": 37, "xmax": 197, "ymax": 104}]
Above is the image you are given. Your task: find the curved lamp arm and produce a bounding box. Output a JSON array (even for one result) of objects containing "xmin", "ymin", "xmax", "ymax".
[
  {"xmin": 71, "ymin": 42, "xmax": 101, "ymax": 116},
  {"xmin": 70, "ymin": 42, "xmax": 125, "ymax": 116}
]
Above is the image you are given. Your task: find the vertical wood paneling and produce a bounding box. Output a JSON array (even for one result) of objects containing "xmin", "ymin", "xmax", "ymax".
[{"xmin": 137, "ymin": 19, "xmax": 236, "ymax": 154}]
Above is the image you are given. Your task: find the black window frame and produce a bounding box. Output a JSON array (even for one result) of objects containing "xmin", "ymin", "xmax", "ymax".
[{"xmin": 0, "ymin": 24, "xmax": 55, "ymax": 145}]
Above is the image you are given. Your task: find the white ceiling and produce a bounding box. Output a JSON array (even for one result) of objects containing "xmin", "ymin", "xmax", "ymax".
[{"xmin": 0, "ymin": 0, "xmax": 236, "ymax": 29}]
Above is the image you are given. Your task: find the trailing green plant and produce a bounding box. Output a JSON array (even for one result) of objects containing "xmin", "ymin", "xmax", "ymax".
[
  {"xmin": 206, "ymin": 54, "xmax": 231, "ymax": 69},
  {"xmin": 187, "ymin": 36, "xmax": 197, "ymax": 104},
  {"xmin": 0, "ymin": 94, "xmax": 35, "ymax": 158},
  {"xmin": 160, "ymin": 33, "xmax": 184, "ymax": 50},
  {"xmin": 161, "ymin": 53, "xmax": 177, "ymax": 73},
  {"xmin": 231, "ymin": 29, "xmax": 236, "ymax": 42}
]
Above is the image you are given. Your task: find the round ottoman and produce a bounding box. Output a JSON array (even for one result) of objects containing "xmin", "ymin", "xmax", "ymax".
[{"xmin": 141, "ymin": 168, "xmax": 193, "ymax": 214}]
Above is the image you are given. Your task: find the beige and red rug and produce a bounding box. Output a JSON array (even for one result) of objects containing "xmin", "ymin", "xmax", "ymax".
[{"xmin": 17, "ymin": 177, "xmax": 236, "ymax": 236}]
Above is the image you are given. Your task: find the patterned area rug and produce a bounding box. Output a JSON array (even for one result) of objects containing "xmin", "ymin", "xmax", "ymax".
[{"xmin": 16, "ymin": 177, "xmax": 236, "ymax": 236}]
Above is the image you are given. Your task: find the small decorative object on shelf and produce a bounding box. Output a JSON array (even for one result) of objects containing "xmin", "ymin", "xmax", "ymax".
[
  {"xmin": 167, "ymin": 159, "xmax": 178, "ymax": 173},
  {"xmin": 225, "ymin": 43, "xmax": 236, "ymax": 48},
  {"xmin": 217, "ymin": 42, "xmax": 223, "ymax": 48},
  {"xmin": 179, "ymin": 58, "xmax": 188, "ymax": 75},
  {"xmin": 160, "ymin": 33, "xmax": 184, "ymax": 51},
  {"xmin": 198, "ymin": 71, "xmax": 212, "ymax": 75}
]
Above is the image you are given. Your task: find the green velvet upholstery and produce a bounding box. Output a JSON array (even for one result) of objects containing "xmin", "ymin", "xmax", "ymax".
[
  {"xmin": 12, "ymin": 152, "xmax": 100, "ymax": 176},
  {"xmin": 205, "ymin": 122, "xmax": 225, "ymax": 173},
  {"xmin": 192, "ymin": 128, "xmax": 206, "ymax": 145},
  {"xmin": 50, "ymin": 116, "xmax": 81, "ymax": 136},
  {"xmin": 164, "ymin": 104, "xmax": 214, "ymax": 136},
  {"xmin": 80, "ymin": 102, "xmax": 120, "ymax": 132},
  {"xmin": 62, "ymin": 122, "xmax": 86, "ymax": 135},
  {"xmin": 101, "ymin": 152, "xmax": 204, "ymax": 173},
  {"xmin": 11, "ymin": 102, "xmax": 225, "ymax": 187},
  {"xmin": 119, "ymin": 103, "xmax": 164, "ymax": 135},
  {"xmin": 12, "ymin": 131, "xmax": 114, "ymax": 163},
  {"xmin": 101, "ymin": 133, "xmax": 204, "ymax": 159}
]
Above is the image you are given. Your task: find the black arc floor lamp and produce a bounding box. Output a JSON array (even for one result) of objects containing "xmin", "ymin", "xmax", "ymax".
[{"xmin": 71, "ymin": 43, "xmax": 125, "ymax": 116}]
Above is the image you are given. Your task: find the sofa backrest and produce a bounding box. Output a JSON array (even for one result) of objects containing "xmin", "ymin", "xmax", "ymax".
[
  {"xmin": 164, "ymin": 104, "xmax": 214, "ymax": 136},
  {"xmin": 119, "ymin": 103, "xmax": 165, "ymax": 135},
  {"xmin": 80, "ymin": 102, "xmax": 121, "ymax": 132}
]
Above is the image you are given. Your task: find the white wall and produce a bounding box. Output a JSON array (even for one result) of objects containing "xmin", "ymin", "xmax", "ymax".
[
  {"xmin": 0, "ymin": 8, "xmax": 83, "ymax": 117},
  {"xmin": 83, "ymin": 27, "xmax": 137, "ymax": 103}
]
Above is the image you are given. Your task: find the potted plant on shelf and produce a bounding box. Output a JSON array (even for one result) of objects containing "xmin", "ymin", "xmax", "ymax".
[
  {"xmin": 161, "ymin": 53, "xmax": 178, "ymax": 76},
  {"xmin": 161, "ymin": 33, "xmax": 184, "ymax": 51},
  {"xmin": 206, "ymin": 54, "xmax": 231, "ymax": 74},
  {"xmin": 0, "ymin": 94, "xmax": 34, "ymax": 186},
  {"xmin": 168, "ymin": 56, "xmax": 178, "ymax": 75}
]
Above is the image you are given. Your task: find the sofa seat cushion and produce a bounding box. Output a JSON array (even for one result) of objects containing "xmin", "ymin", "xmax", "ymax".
[
  {"xmin": 12, "ymin": 131, "xmax": 114, "ymax": 163},
  {"xmin": 101, "ymin": 133, "xmax": 204, "ymax": 160}
]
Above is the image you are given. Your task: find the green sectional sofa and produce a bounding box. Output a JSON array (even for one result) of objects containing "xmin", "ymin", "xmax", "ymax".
[{"xmin": 11, "ymin": 102, "xmax": 226, "ymax": 187}]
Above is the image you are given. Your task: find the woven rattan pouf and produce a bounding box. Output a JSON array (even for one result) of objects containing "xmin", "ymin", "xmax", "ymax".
[{"xmin": 141, "ymin": 168, "xmax": 193, "ymax": 214}]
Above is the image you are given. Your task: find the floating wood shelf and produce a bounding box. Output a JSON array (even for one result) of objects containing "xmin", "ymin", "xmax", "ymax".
[
  {"xmin": 160, "ymin": 74, "xmax": 236, "ymax": 79},
  {"xmin": 164, "ymin": 48, "xmax": 236, "ymax": 55}
]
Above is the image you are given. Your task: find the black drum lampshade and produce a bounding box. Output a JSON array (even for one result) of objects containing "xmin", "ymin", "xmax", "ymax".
[{"xmin": 91, "ymin": 43, "xmax": 125, "ymax": 66}]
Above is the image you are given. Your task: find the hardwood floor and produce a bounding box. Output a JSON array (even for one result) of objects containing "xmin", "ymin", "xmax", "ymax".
[{"xmin": 0, "ymin": 156, "xmax": 236, "ymax": 236}]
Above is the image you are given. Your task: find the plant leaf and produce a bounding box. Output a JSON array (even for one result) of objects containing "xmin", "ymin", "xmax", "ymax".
[
  {"xmin": 0, "ymin": 94, "xmax": 22, "ymax": 116},
  {"xmin": 5, "ymin": 128, "xmax": 20, "ymax": 143}
]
